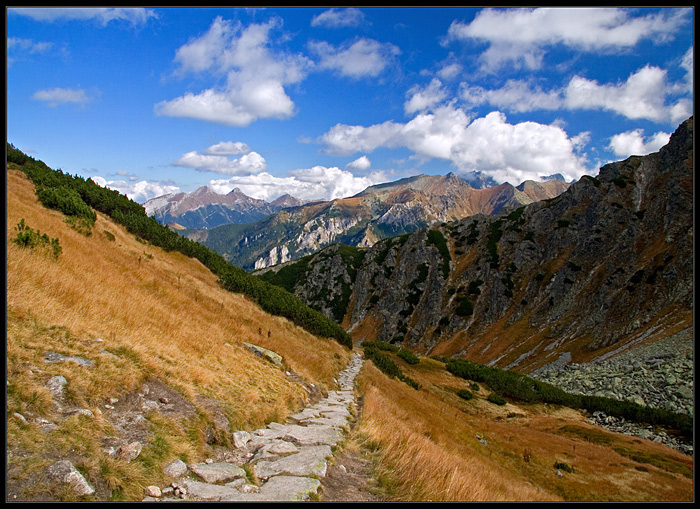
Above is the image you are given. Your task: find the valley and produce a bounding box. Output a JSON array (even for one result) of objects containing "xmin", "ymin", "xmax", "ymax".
[{"xmin": 5, "ymin": 118, "xmax": 693, "ymax": 502}]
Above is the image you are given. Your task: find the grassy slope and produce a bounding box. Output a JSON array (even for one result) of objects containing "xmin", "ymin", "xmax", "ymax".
[
  {"xmin": 6, "ymin": 168, "xmax": 350, "ymax": 501},
  {"xmin": 350, "ymin": 350, "xmax": 693, "ymax": 502}
]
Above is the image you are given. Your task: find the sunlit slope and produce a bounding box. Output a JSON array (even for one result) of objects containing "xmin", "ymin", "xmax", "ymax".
[
  {"xmin": 6, "ymin": 166, "xmax": 350, "ymax": 499},
  {"xmin": 351, "ymin": 350, "xmax": 693, "ymax": 502}
]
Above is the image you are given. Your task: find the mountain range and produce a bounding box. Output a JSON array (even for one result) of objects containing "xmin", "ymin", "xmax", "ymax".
[
  {"xmin": 144, "ymin": 185, "xmax": 305, "ymax": 230},
  {"xmin": 258, "ymin": 117, "xmax": 694, "ymax": 373},
  {"xmin": 173, "ymin": 173, "xmax": 569, "ymax": 272}
]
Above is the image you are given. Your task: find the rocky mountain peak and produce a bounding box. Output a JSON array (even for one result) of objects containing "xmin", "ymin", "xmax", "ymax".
[{"xmin": 261, "ymin": 117, "xmax": 693, "ymax": 374}]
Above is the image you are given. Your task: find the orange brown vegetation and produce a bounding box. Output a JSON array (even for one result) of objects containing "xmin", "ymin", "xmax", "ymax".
[
  {"xmin": 6, "ymin": 167, "xmax": 350, "ymax": 430},
  {"xmin": 353, "ymin": 352, "xmax": 693, "ymax": 501}
]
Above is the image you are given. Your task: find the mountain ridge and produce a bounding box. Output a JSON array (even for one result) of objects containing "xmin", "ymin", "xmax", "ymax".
[
  {"xmin": 258, "ymin": 117, "xmax": 694, "ymax": 373},
  {"xmin": 185, "ymin": 174, "xmax": 569, "ymax": 271},
  {"xmin": 144, "ymin": 185, "xmax": 305, "ymax": 230}
]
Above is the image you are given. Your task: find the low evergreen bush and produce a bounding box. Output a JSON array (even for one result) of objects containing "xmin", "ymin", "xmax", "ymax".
[{"xmin": 487, "ymin": 393, "xmax": 507, "ymax": 406}]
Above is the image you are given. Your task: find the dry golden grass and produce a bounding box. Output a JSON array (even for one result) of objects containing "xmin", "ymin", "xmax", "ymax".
[
  {"xmin": 353, "ymin": 350, "xmax": 693, "ymax": 502},
  {"xmin": 7, "ymin": 168, "xmax": 349, "ymax": 418},
  {"xmin": 6, "ymin": 167, "xmax": 351, "ymax": 500}
]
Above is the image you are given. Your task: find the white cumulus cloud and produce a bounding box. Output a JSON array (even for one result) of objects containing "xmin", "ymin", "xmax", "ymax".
[
  {"xmin": 91, "ymin": 176, "xmax": 180, "ymax": 204},
  {"xmin": 405, "ymin": 78, "xmax": 448, "ymax": 115},
  {"xmin": 459, "ymin": 65, "xmax": 691, "ymax": 124},
  {"xmin": 9, "ymin": 7, "xmax": 157, "ymax": 26},
  {"xmin": 173, "ymin": 143, "xmax": 267, "ymax": 176},
  {"xmin": 346, "ymin": 155, "xmax": 371, "ymax": 171},
  {"xmin": 445, "ymin": 7, "xmax": 690, "ymax": 72},
  {"xmin": 608, "ymin": 129, "xmax": 671, "ymax": 157},
  {"xmin": 320, "ymin": 106, "xmax": 590, "ymax": 184},
  {"xmin": 309, "ymin": 38, "xmax": 400, "ymax": 79},
  {"xmin": 155, "ymin": 17, "xmax": 311, "ymax": 126},
  {"xmin": 208, "ymin": 167, "xmax": 389, "ymax": 202}
]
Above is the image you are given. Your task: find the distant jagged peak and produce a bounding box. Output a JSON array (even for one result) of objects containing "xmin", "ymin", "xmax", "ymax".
[{"xmin": 271, "ymin": 193, "xmax": 305, "ymax": 209}]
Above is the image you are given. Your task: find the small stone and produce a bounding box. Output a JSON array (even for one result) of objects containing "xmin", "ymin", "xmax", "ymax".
[
  {"xmin": 46, "ymin": 376, "xmax": 68, "ymax": 398},
  {"xmin": 47, "ymin": 460, "xmax": 95, "ymax": 496},
  {"xmin": 145, "ymin": 486, "xmax": 162, "ymax": 498},
  {"xmin": 13, "ymin": 412, "xmax": 28, "ymax": 424},
  {"xmin": 205, "ymin": 458, "xmax": 214, "ymax": 464},
  {"xmin": 118, "ymin": 441, "xmax": 142, "ymax": 462},
  {"xmin": 232, "ymin": 430, "xmax": 252, "ymax": 449},
  {"xmin": 163, "ymin": 459, "xmax": 188, "ymax": 478}
]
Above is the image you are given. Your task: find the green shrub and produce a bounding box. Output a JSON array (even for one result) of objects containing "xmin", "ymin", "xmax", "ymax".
[
  {"xmin": 487, "ymin": 393, "xmax": 507, "ymax": 406},
  {"xmin": 457, "ymin": 389, "xmax": 473, "ymax": 400},
  {"xmin": 426, "ymin": 229, "xmax": 451, "ymax": 279},
  {"xmin": 35, "ymin": 186, "xmax": 96, "ymax": 223},
  {"xmin": 455, "ymin": 296, "xmax": 473, "ymax": 317},
  {"xmin": 397, "ymin": 348, "xmax": 420, "ymax": 365},
  {"xmin": 554, "ymin": 461, "xmax": 574, "ymax": 473},
  {"xmin": 446, "ymin": 358, "xmax": 692, "ymax": 438},
  {"xmin": 12, "ymin": 219, "xmax": 62, "ymax": 259},
  {"xmin": 467, "ymin": 280, "xmax": 483, "ymax": 295}
]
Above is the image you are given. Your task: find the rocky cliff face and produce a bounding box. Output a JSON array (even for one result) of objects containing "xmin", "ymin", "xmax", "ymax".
[
  {"xmin": 197, "ymin": 174, "xmax": 568, "ymax": 272},
  {"xmin": 261, "ymin": 118, "xmax": 693, "ymax": 373}
]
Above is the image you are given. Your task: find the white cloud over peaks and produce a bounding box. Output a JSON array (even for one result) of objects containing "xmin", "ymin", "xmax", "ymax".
[
  {"xmin": 174, "ymin": 142, "xmax": 266, "ymax": 176},
  {"xmin": 320, "ymin": 107, "xmax": 589, "ymax": 184},
  {"xmin": 311, "ymin": 8, "xmax": 365, "ymax": 28},
  {"xmin": 446, "ymin": 7, "xmax": 689, "ymax": 72},
  {"xmin": 155, "ymin": 17, "xmax": 311, "ymax": 126},
  {"xmin": 10, "ymin": 7, "xmax": 157, "ymax": 26},
  {"xmin": 309, "ymin": 38, "xmax": 400, "ymax": 79},
  {"xmin": 608, "ymin": 129, "xmax": 670, "ymax": 158},
  {"xmin": 91, "ymin": 176, "xmax": 180, "ymax": 204},
  {"xmin": 32, "ymin": 87, "xmax": 96, "ymax": 107},
  {"xmin": 208, "ymin": 167, "xmax": 389, "ymax": 202},
  {"xmin": 405, "ymin": 79, "xmax": 448, "ymax": 115},
  {"xmin": 346, "ymin": 155, "xmax": 371, "ymax": 171}
]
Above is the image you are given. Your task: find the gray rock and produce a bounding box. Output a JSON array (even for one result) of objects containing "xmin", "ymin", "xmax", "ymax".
[
  {"xmin": 46, "ymin": 460, "xmax": 95, "ymax": 497},
  {"xmin": 256, "ymin": 475, "xmax": 321, "ymax": 501},
  {"xmin": 180, "ymin": 479, "xmax": 254, "ymax": 501},
  {"xmin": 45, "ymin": 375, "xmax": 68, "ymax": 399},
  {"xmin": 254, "ymin": 445, "xmax": 332, "ymax": 479},
  {"xmin": 44, "ymin": 351, "xmax": 93, "ymax": 367},
  {"xmin": 232, "ymin": 430, "xmax": 252, "ymax": 449},
  {"xmin": 118, "ymin": 441, "xmax": 142, "ymax": 462},
  {"xmin": 163, "ymin": 459, "xmax": 188, "ymax": 478},
  {"xmin": 188, "ymin": 462, "xmax": 246, "ymax": 484}
]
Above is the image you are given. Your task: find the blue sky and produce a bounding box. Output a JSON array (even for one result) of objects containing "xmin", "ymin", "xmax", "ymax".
[{"xmin": 7, "ymin": 7, "xmax": 694, "ymax": 203}]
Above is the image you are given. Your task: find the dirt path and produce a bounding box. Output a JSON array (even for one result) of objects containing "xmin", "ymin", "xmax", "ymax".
[{"xmin": 319, "ymin": 395, "xmax": 386, "ymax": 502}]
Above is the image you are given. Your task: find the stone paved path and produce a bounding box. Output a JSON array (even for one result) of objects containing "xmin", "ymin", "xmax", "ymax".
[{"xmin": 145, "ymin": 353, "xmax": 364, "ymax": 502}]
